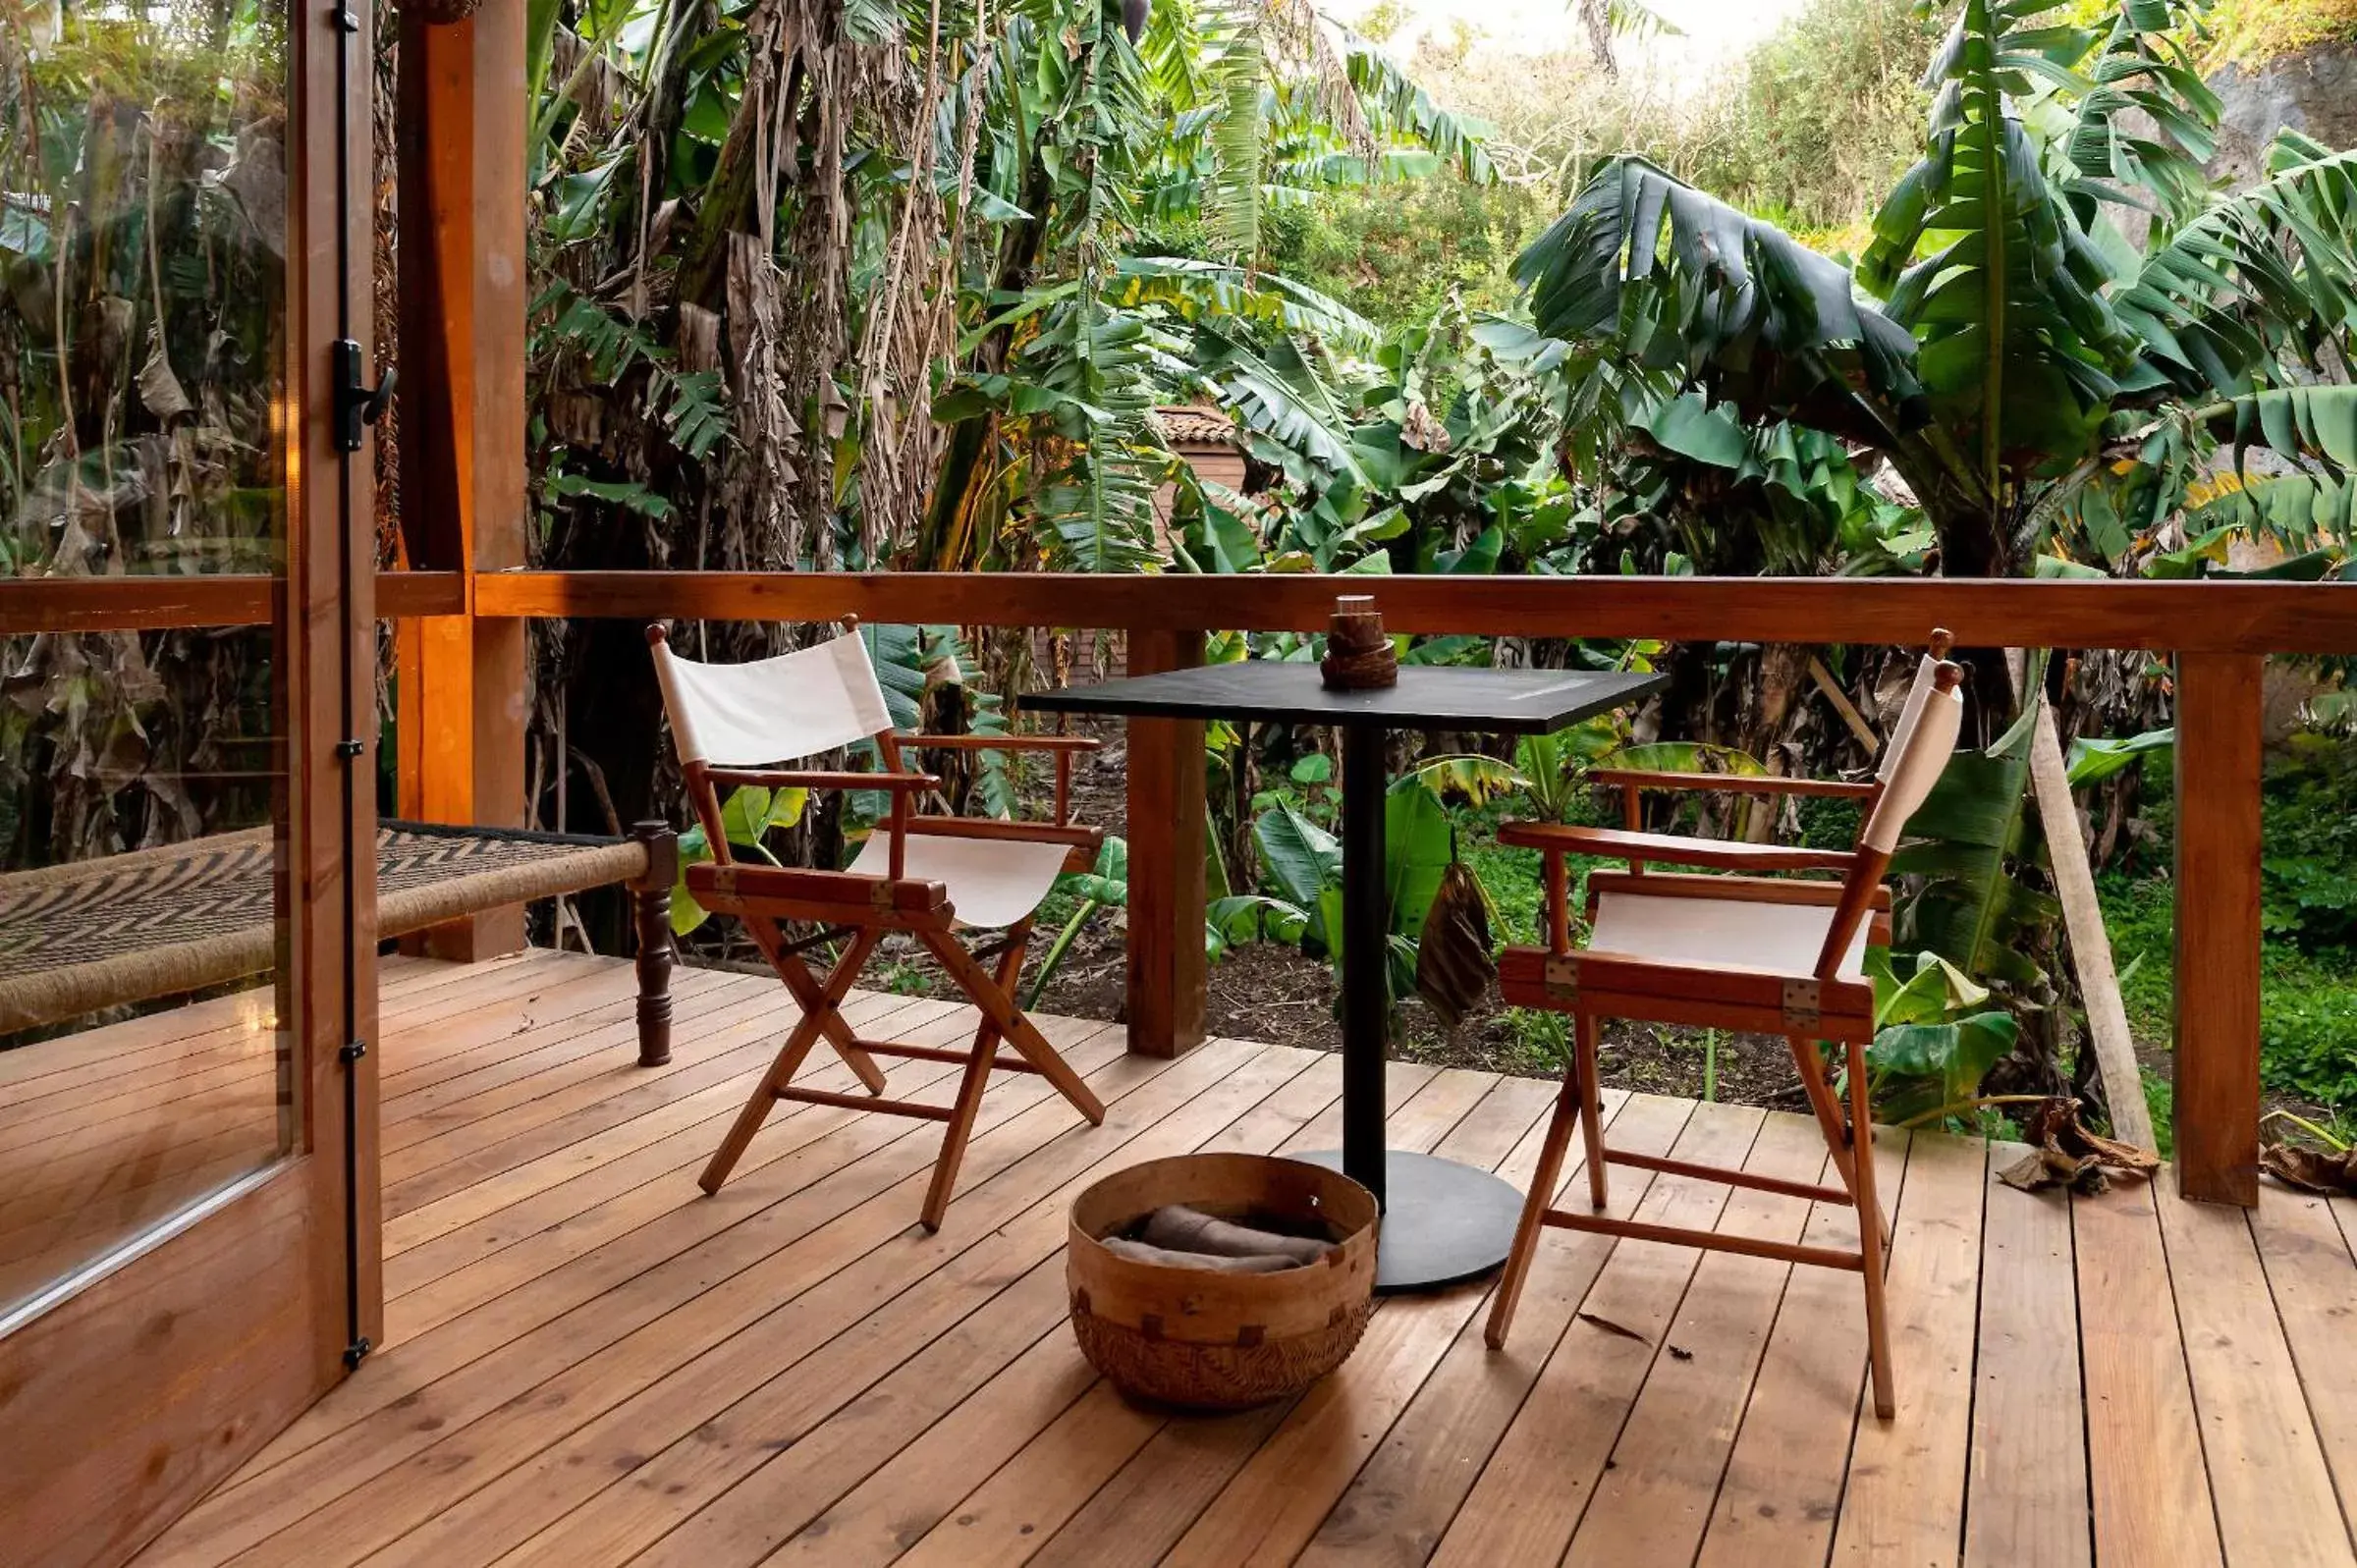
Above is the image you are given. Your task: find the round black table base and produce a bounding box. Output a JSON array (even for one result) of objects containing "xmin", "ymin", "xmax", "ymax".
[{"xmin": 1297, "ymin": 1149, "xmax": 1525, "ymax": 1293}]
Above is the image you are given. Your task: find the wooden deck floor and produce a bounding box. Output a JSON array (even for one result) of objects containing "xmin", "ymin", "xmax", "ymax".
[
  {"xmin": 0, "ymin": 984, "xmax": 282, "ymax": 1320},
  {"xmin": 109, "ymin": 947, "xmax": 2357, "ymax": 1567}
]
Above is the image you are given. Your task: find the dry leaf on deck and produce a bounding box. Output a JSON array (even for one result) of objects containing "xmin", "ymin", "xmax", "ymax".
[
  {"xmin": 2260, "ymin": 1142, "xmax": 2357, "ymax": 1196},
  {"xmin": 1998, "ymin": 1097, "xmax": 2159, "ymax": 1194}
]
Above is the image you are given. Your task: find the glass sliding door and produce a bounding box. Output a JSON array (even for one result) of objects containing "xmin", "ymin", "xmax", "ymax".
[
  {"xmin": 0, "ymin": 0, "xmax": 300, "ymax": 1328},
  {"xmin": 0, "ymin": 0, "xmax": 377, "ymax": 1556}
]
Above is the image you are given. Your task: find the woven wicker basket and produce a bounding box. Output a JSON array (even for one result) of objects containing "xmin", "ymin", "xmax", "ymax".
[{"xmin": 1067, "ymin": 1153, "xmax": 1379, "ymax": 1410}]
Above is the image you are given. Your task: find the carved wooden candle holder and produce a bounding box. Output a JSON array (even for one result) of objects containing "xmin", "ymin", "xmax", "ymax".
[{"xmin": 1320, "ymin": 595, "xmax": 1398, "ymax": 690}]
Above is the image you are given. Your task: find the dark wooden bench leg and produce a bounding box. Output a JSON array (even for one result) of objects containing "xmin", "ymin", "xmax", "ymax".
[{"xmin": 631, "ymin": 821, "xmax": 678, "ymax": 1067}]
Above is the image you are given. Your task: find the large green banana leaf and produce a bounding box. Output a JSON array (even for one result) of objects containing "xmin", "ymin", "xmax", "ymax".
[
  {"xmin": 1891, "ymin": 677, "xmax": 2061, "ymax": 987},
  {"xmin": 1512, "ymin": 156, "xmax": 1926, "ymax": 441}
]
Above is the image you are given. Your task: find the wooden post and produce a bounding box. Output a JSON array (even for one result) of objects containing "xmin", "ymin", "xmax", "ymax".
[
  {"xmin": 394, "ymin": 0, "xmax": 530, "ymax": 960},
  {"xmin": 630, "ymin": 821, "xmax": 678, "ymax": 1066},
  {"xmin": 1124, "ymin": 627, "xmax": 1208, "ymax": 1057},
  {"xmin": 2172, "ymin": 653, "xmax": 2264, "ymax": 1206}
]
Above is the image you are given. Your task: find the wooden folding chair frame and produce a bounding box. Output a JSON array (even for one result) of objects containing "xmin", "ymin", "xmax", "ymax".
[
  {"xmin": 1482, "ymin": 656, "xmax": 1964, "ymax": 1423},
  {"xmin": 651, "ymin": 622, "xmax": 1108, "ymax": 1231}
]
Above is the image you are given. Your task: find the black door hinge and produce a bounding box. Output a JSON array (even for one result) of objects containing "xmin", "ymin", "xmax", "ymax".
[
  {"xmin": 335, "ymin": 737, "xmax": 365, "ymax": 759},
  {"xmin": 331, "ymin": 338, "xmax": 394, "ymax": 454},
  {"xmin": 344, "ymin": 1336, "xmax": 373, "ymax": 1370},
  {"xmin": 340, "ymin": 1039, "xmax": 368, "ymax": 1065}
]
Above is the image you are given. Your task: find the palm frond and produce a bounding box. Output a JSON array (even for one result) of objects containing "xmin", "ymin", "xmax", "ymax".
[
  {"xmin": 2049, "ymin": 0, "xmax": 2220, "ymax": 226},
  {"xmin": 1195, "ymin": 328, "xmax": 1368, "ymax": 483},
  {"xmin": 1204, "ymin": 13, "xmax": 1266, "ymax": 258},
  {"xmin": 1114, "ymin": 255, "xmax": 1380, "ymax": 351},
  {"xmin": 2115, "ymin": 135, "xmax": 2357, "ymax": 399}
]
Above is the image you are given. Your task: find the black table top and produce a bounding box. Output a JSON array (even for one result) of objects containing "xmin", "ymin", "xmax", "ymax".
[{"xmin": 1027, "ymin": 661, "xmax": 1667, "ymax": 732}]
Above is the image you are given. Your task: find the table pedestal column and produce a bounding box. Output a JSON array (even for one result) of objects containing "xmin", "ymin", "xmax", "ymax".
[{"xmin": 1303, "ymin": 723, "xmax": 1523, "ymax": 1293}]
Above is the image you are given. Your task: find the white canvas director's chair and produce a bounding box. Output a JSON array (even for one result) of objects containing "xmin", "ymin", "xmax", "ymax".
[
  {"xmin": 1484, "ymin": 652, "xmax": 1965, "ymax": 1421},
  {"xmin": 649, "ymin": 621, "xmax": 1105, "ymax": 1230}
]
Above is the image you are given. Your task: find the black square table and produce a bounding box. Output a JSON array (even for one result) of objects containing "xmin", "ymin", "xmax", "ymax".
[{"xmin": 1029, "ymin": 660, "xmax": 1668, "ymax": 1291}]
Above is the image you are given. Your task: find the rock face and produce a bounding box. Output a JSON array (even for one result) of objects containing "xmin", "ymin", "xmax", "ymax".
[{"xmin": 2206, "ymin": 41, "xmax": 2357, "ymax": 184}]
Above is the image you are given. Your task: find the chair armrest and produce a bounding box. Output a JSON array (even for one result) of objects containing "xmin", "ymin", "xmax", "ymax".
[
  {"xmin": 904, "ymin": 815, "xmax": 1101, "ymax": 874},
  {"xmin": 685, "ymin": 860, "xmax": 952, "ymax": 924},
  {"xmin": 1587, "ymin": 770, "xmax": 1877, "ymax": 799},
  {"xmin": 704, "ymin": 767, "xmax": 941, "ymax": 793},
  {"xmin": 903, "ymin": 733, "xmax": 1100, "ymax": 754},
  {"xmin": 1496, "ymin": 822, "xmax": 1856, "ymax": 875}
]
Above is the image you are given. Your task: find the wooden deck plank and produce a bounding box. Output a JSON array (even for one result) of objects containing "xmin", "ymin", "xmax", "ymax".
[
  {"xmin": 2159, "ymin": 1174, "xmax": 2356, "ymax": 1567},
  {"xmin": 1099, "ymin": 1070, "xmax": 1554, "ymax": 1568},
  {"xmin": 374, "ymin": 970, "xmax": 772, "ymax": 1150},
  {"xmin": 2072, "ymin": 1169, "xmax": 2224, "ymax": 1568},
  {"xmin": 377, "ymin": 983, "xmax": 816, "ymax": 1210},
  {"xmin": 455, "ymin": 1043, "xmax": 1324, "ymax": 1568},
  {"xmin": 380, "ymin": 992, "xmax": 946, "ymax": 1260},
  {"xmin": 1290, "ymin": 1089, "xmax": 1670, "ymax": 1568},
  {"xmin": 745, "ymin": 1050, "xmax": 1409, "ymax": 1568},
  {"xmin": 1563, "ymin": 1109, "xmax": 1837, "ymax": 1568},
  {"xmin": 198, "ymin": 1033, "xmax": 1257, "ymax": 1568},
  {"xmin": 1695, "ymin": 1127, "xmax": 1909, "ymax": 1568},
  {"xmin": 1962, "ymin": 1144, "xmax": 2090, "ymax": 1568},
  {"xmin": 1426, "ymin": 1100, "xmax": 1768, "ymax": 1568},
  {"xmin": 628, "ymin": 1052, "xmax": 1348, "ymax": 1568},
  {"xmin": 382, "ymin": 1011, "xmax": 971, "ymax": 1303},
  {"xmin": 1001, "ymin": 1061, "xmax": 1487, "ymax": 1568},
  {"xmin": 1829, "ymin": 1131, "xmax": 1988, "ymax": 1567},
  {"xmin": 2251, "ymin": 1188, "xmax": 2357, "ymax": 1537},
  {"xmin": 380, "ymin": 1025, "xmax": 1083, "ymax": 1355},
  {"xmin": 88, "ymin": 952, "xmax": 2357, "ymax": 1568},
  {"xmin": 137, "ymin": 1023, "xmax": 1146, "ymax": 1568}
]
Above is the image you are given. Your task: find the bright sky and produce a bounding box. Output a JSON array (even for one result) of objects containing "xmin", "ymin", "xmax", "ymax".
[{"xmin": 1330, "ymin": 0, "xmax": 1814, "ymax": 71}]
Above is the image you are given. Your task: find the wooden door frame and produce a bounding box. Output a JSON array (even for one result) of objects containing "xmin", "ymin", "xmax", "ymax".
[{"xmin": 0, "ymin": 0, "xmax": 379, "ymax": 1558}]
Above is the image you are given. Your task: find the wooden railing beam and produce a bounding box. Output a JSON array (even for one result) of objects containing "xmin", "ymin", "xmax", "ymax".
[
  {"xmin": 468, "ymin": 571, "xmax": 2357, "ymax": 655},
  {"xmin": 2172, "ymin": 653, "xmax": 2265, "ymax": 1206}
]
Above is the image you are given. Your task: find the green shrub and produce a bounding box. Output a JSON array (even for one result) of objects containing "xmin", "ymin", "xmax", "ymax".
[
  {"xmin": 2259, "ymin": 733, "xmax": 2357, "ymax": 953},
  {"xmin": 2102, "ymin": 829, "xmax": 2357, "ymax": 1111}
]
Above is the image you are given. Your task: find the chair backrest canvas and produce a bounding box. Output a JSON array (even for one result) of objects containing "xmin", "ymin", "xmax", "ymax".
[
  {"xmin": 1859, "ymin": 675, "xmax": 1963, "ymax": 853},
  {"xmin": 650, "ymin": 630, "xmax": 894, "ymax": 767}
]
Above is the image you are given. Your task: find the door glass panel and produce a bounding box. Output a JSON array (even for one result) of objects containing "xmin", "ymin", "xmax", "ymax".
[{"xmin": 0, "ymin": 0, "xmax": 294, "ymax": 1327}]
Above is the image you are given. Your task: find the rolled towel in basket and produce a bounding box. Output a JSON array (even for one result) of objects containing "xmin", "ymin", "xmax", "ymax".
[
  {"xmin": 1102, "ymin": 1237, "xmax": 1304, "ymax": 1273},
  {"xmin": 1140, "ymin": 1204, "xmax": 1336, "ymax": 1267}
]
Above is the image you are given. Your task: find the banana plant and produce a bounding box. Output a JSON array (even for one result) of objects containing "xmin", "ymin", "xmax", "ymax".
[
  {"xmin": 1209, "ymin": 775, "xmax": 1455, "ymax": 1024},
  {"xmin": 1509, "ymin": 0, "xmax": 2348, "ymax": 588},
  {"xmin": 1025, "ymin": 837, "xmax": 1130, "ymax": 1007},
  {"xmin": 1891, "ymin": 671, "xmax": 2061, "ymax": 988},
  {"xmin": 1861, "ymin": 948, "xmax": 2022, "ymax": 1125},
  {"xmin": 670, "ymin": 784, "xmax": 811, "ymax": 937}
]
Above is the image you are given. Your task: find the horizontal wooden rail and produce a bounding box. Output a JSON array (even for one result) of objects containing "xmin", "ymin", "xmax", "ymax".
[
  {"xmin": 380, "ymin": 571, "xmax": 469, "ymax": 618},
  {"xmin": 471, "ymin": 570, "xmax": 2357, "ymax": 655},
  {"xmin": 0, "ymin": 572, "xmax": 465, "ymax": 634}
]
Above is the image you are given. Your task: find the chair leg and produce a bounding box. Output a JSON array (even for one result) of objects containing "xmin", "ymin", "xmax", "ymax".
[
  {"xmin": 701, "ymin": 929, "xmax": 879, "ymax": 1195},
  {"xmin": 1845, "ymin": 1035, "xmax": 1896, "ymax": 1421},
  {"xmin": 763, "ymin": 934, "xmax": 889, "ymax": 1094},
  {"xmin": 918, "ymin": 929, "xmax": 1104, "ymax": 1125},
  {"xmin": 1575, "ymin": 1011, "xmax": 1608, "ymax": 1211},
  {"xmin": 920, "ymin": 926, "xmax": 1030, "ymax": 1232},
  {"xmin": 1486, "ymin": 1052, "xmax": 1585, "ymax": 1350},
  {"xmin": 1789, "ymin": 1034, "xmax": 1889, "ymax": 1253}
]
